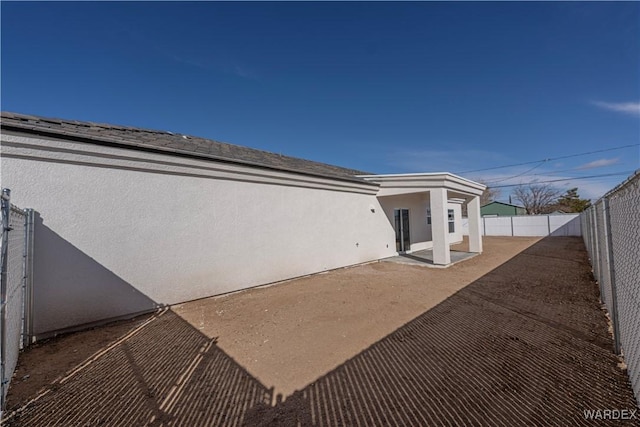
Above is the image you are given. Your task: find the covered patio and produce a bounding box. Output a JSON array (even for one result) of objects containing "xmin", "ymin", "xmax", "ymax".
[{"xmin": 361, "ymin": 172, "xmax": 486, "ymax": 266}]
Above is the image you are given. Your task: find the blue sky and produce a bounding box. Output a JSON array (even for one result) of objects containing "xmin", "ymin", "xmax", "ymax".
[{"xmin": 2, "ymin": 2, "xmax": 639, "ymax": 201}]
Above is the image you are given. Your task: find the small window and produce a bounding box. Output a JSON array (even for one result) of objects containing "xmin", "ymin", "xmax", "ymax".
[
  {"xmin": 428, "ymin": 209, "xmax": 455, "ymax": 232},
  {"xmin": 448, "ymin": 209, "xmax": 455, "ymax": 233}
]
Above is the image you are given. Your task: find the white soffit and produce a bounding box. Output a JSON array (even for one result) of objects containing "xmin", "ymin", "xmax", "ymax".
[{"xmin": 358, "ymin": 173, "xmax": 486, "ymax": 197}]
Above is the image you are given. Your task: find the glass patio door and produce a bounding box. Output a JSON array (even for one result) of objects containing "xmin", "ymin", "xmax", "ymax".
[{"xmin": 394, "ymin": 209, "xmax": 410, "ymax": 252}]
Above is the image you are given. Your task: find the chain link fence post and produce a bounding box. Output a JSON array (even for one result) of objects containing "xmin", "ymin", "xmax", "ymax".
[
  {"xmin": 22, "ymin": 209, "xmax": 35, "ymax": 349},
  {"xmin": 603, "ymin": 197, "xmax": 621, "ymax": 355},
  {"xmin": 0, "ymin": 190, "xmax": 32, "ymax": 419},
  {"xmin": 0, "ymin": 188, "xmax": 12, "ymax": 417},
  {"xmin": 581, "ymin": 170, "xmax": 640, "ymax": 404}
]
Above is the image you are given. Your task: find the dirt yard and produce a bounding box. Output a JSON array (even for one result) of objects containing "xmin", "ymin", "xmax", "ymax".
[
  {"xmin": 171, "ymin": 237, "xmax": 539, "ymax": 400},
  {"xmin": 4, "ymin": 236, "xmax": 638, "ymax": 426}
]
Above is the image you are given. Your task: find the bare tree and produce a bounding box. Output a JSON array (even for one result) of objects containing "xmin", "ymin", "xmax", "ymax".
[
  {"xmin": 461, "ymin": 181, "xmax": 500, "ymax": 217},
  {"xmin": 512, "ymin": 183, "xmax": 561, "ymax": 215},
  {"xmin": 480, "ymin": 185, "xmax": 501, "ymax": 206}
]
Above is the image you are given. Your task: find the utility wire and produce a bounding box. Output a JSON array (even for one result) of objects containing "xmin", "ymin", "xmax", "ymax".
[
  {"xmin": 523, "ymin": 166, "xmax": 614, "ymax": 178},
  {"xmin": 488, "ymin": 171, "xmax": 634, "ymax": 189},
  {"xmin": 481, "ymin": 161, "xmax": 547, "ymax": 184},
  {"xmin": 456, "ymin": 143, "xmax": 639, "ymax": 174},
  {"xmin": 482, "ymin": 162, "xmax": 628, "ymax": 182}
]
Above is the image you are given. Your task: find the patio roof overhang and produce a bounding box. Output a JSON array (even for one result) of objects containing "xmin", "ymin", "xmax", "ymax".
[
  {"xmin": 357, "ymin": 172, "xmax": 486, "ymax": 199},
  {"xmin": 359, "ymin": 172, "xmax": 486, "ymax": 265}
]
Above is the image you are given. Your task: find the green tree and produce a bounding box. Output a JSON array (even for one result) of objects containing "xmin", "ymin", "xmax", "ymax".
[{"xmin": 555, "ymin": 188, "xmax": 591, "ymax": 213}]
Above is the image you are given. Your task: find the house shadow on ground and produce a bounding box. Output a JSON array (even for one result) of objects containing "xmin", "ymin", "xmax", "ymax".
[
  {"xmin": 4, "ymin": 237, "xmax": 638, "ymax": 426},
  {"xmin": 32, "ymin": 212, "xmax": 158, "ymax": 336}
]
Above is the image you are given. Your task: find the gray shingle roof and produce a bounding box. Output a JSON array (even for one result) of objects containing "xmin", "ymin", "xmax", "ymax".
[{"xmin": 1, "ymin": 112, "xmax": 374, "ymax": 185}]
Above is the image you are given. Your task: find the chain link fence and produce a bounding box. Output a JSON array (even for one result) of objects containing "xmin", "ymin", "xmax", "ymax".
[
  {"xmin": 0, "ymin": 189, "xmax": 34, "ymax": 418},
  {"xmin": 581, "ymin": 170, "xmax": 640, "ymax": 404}
]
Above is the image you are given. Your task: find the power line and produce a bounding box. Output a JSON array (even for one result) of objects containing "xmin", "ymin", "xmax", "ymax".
[
  {"xmin": 483, "ymin": 163, "xmax": 629, "ymax": 182},
  {"xmin": 525, "ymin": 167, "xmax": 614, "ymax": 178},
  {"xmin": 457, "ymin": 143, "xmax": 639, "ymax": 174},
  {"xmin": 488, "ymin": 171, "xmax": 634, "ymax": 189},
  {"xmin": 482, "ymin": 161, "xmax": 547, "ymax": 184}
]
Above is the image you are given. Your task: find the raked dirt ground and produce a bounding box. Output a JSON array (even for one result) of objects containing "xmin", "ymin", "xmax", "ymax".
[{"xmin": 171, "ymin": 237, "xmax": 540, "ymax": 399}]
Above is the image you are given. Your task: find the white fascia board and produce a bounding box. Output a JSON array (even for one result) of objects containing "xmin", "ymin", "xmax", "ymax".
[
  {"xmin": 448, "ymin": 198, "xmax": 466, "ymax": 205},
  {"xmin": 2, "ymin": 134, "xmax": 380, "ymax": 195},
  {"xmin": 359, "ymin": 172, "xmax": 485, "ymax": 197}
]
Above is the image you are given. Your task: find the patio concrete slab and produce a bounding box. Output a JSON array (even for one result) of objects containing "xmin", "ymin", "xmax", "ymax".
[{"xmin": 383, "ymin": 248, "xmax": 478, "ymax": 267}]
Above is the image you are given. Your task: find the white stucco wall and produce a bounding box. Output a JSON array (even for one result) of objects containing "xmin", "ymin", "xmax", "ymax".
[
  {"xmin": 1, "ymin": 133, "xmax": 398, "ymax": 335},
  {"xmin": 378, "ymin": 194, "xmax": 463, "ymax": 253}
]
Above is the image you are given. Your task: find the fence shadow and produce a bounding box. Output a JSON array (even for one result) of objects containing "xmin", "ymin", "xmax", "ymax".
[
  {"xmin": 243, "ymin": 237, "xmax": 637, "ymax": 426},
  {"xmin": 6, "ymin": 309, "xmax": 273, "ymax": 426},
  {"xmin": 550, "ymin": 215, "xmax": 582, "ymax": 237}
]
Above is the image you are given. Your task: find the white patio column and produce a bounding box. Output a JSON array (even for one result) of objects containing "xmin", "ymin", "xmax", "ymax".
[
  {"xmin": 468, "ymin": 195, "xmax": 483, "ymax": 253},
  {"xmin": 430, "ymin": 188, "xmax": 450, "ymax": 265}
]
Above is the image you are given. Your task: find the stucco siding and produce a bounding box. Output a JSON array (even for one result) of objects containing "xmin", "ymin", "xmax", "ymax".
[{"xmin": 2, "ymin": 134, "xmax": 395, "ymax": 336}]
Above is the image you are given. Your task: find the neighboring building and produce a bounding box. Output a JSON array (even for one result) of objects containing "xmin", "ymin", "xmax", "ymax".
[
  {"xmin": 481, "ymin": 201, "xmax": 526, "ymax": 217},
  {"xmin": 0, "ymin": 112, "xmax": 485, "ymax": 337}
]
